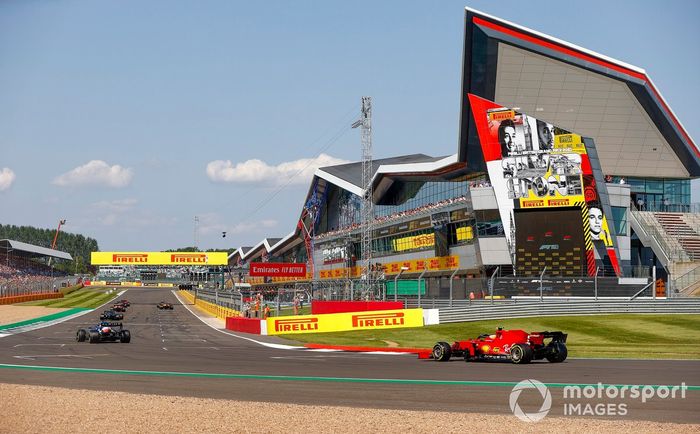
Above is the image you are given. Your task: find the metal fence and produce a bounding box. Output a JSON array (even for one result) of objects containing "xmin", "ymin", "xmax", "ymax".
[
  {"xmin": 434, "ymin": 298, "xmax": 700, "ymax": 323},
  {"xmin": 0, "ymin": 276, "xmax": 79, "ymax": 298}
]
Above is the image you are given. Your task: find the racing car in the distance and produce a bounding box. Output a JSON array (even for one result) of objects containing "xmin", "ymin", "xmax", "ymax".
[
  {"xmin": 432, "ymin": 327, "xmax": 567, "ymax": 364},
  {"xmin": 76, "ymin": 322, "xmax": 131, "ymax": 343},
  {"xmin": 99, "ymin": 310, "xmax": 124, "ymax": 321},
  {"xmin": 156, "ymin": 302, "xmax": 174, "ymax": 310},
  {"xmin": 112, "ymin": 303, "xmax": 127, "ymax": 312}
]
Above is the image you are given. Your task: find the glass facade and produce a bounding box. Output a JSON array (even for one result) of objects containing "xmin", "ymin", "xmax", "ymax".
[
  {"xmin": 610, "ymin": 177, "xmax": 691, "ymax": 211},
  {"xmin": 319, "ymin": 181, "xmax": 468, "ymax": 235},
  {"xmin": 374, "ymin": 181, "xmax": 468, "ymax": 219}
]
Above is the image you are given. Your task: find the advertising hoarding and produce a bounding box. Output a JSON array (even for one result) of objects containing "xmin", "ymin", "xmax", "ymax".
[
  {"xmin": 249, "ymin": 262, "xmax": 307, "ymax": 277},
  {"xmin": 91, "ymin": 252, "xmax": 228, "ymax": 266},
  {"xmin": 266, "ymin": 308, "xmax": 424, "ymax": 335}
]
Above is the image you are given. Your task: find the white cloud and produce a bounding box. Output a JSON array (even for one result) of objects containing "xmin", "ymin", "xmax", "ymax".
[
  {"xmin": 75, "ymin": 198, "xmax": 176, "ymax": 228},
  {"xmin": 0, "ymin": 168, "xmax": 16, "ymax": 191},
  {"xmin": 206, "ymin": 153, "xmax": 349, "ymax": 185},
  {"xmin": 53, "ymin": 160, "xmax": 133, "ymax": 188}
]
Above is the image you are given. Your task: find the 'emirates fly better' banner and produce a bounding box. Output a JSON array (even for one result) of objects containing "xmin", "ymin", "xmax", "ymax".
[{"xmin": 249, "ymin": 262, "xmax": 307, "ymax": 277}]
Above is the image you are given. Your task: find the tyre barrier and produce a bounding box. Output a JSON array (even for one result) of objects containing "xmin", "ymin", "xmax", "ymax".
[
  {"xmin": 435, "ymin": 299, "xmax": 700, "ymax": 323},
  {"xmin": 0, "ymin": 292, "xmax": 63, "ymax": 305},
  {"xmin": 178, "ymin": 290, "xmax": 240, "ymax": 320}
]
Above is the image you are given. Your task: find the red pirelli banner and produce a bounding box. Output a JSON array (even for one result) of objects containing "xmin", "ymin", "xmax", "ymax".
[{"xmin": 249, "ymin": 262, "xmax": 307, "ymax": 277}]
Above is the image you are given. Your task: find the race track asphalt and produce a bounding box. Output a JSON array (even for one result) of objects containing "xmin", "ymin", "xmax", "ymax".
[{"xmin": 0, "ymin": 288, "xmax": 698, "ymax": 423}]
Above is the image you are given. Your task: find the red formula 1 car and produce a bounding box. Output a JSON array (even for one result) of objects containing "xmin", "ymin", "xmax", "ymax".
[{"xmin": 432, "ymin": 328, "xmax": 568, "ymax": 364}]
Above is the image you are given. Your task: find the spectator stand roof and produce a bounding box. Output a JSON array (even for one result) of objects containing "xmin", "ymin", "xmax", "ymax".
[{"xmin": 0, "ymin": 239, "xmax": 73, "ymax": 261}]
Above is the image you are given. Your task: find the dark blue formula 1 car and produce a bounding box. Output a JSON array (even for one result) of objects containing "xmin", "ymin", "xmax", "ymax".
[
  {"xmin": 100, "ymin": 310, "xmax": 124, "ymax": 321},
  {"xmin": 76, "ymin": 322, "xmax": 131, "ymax": 343}
]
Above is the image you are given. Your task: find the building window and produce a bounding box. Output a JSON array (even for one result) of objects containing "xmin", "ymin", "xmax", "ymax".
[{"xmin": 611, "ymin": 206, "xmax": 627, "ymax": 236}]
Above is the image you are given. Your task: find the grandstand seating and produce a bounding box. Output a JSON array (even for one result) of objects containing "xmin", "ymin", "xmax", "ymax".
[
  {"xmin": 653, "ymin": 213, "xmax": 700, "ymax": 261},
  {"xmin": 0, "ymin": 252, "xmax": 67, "ymax": 295}
]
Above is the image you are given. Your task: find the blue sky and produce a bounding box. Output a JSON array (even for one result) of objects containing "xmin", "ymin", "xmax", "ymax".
[{"xmin": 1, "ymin": 0, "xmax": 698, "ymax": 251}]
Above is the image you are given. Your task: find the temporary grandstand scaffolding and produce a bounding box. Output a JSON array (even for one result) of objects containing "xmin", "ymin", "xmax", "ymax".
[{"xmin": 352, "ymin": 96, "xmax": 377, "ymax": 300}]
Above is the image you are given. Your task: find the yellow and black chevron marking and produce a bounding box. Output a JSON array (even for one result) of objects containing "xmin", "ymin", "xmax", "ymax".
[{"xmin": 576, "ymin": 200, "xmax": 596, "ymax": 275}]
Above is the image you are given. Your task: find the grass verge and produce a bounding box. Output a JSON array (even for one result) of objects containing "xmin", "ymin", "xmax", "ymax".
[
  {"xmin": 279, "ymin": 314, "xmax": 700, "ymax": 359},
  {"xmin": 17, "ymin": 288, "xmax": 118, "ymax": 309}
]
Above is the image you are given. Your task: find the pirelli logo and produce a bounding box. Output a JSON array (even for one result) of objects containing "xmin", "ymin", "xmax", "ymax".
[
  {"xmin": 274, "ymin": 318, "xmax": 319, "ymax": 332},
  {"xmin": 488, "ymin": 110, "xmax": 515, "ymax": 121},
  {"xmin": 112, "ymin": 254, "xmax": 148, "ymax": 263},
  {"xmin": 170, "ymin": 254, "xmax": 207, "ymax": 264},
  {"xmin": 351, "ymin": 312, "xmax": 405, "ymax": 328}
]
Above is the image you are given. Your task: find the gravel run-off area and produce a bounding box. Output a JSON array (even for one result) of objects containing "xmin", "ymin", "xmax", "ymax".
[
  {"xmin": 0, "ymin": 305, "xmax": 68, "ymax": 326},
  {"xmin": 1, "ymin": 383, "xmax": 696, "ymax": 433}
]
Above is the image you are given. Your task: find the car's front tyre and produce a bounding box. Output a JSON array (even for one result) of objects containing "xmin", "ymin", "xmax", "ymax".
[{"xmin": 432, "ymin": 342, "xmax": 452, "ymax": 362}]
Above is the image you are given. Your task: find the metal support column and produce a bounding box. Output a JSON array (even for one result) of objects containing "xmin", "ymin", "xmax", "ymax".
[
  {"xmin": 417, "ymin": 269, "xmax": 426, "ymax": 308},
  {"xmin": 539, "ymin": 267, "xmax": 547, "ymax": 302},
  {"xmin": 448, "ymin": 268, "xmax": 459, "ymax": 307},
  {"xmin": 594, "ymin": 267, "xmax": 599, "ymax": 300}
]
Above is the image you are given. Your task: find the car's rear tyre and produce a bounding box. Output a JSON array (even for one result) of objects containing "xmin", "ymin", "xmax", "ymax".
[
  {"xmin": 546, "ymin": 342, "xmax": 568, "ymax": 363},
  {"xmin": 432, "ymin": 342, "xmax": 452, "ymax": 362},
  {"xmin": 76, "ymin": 329, "xmax": 87, "ymax": 342},
  {"xmin": 510, "ymin": 344, "xmax": 533, "ymax": 364},
  {"xmin": 88, "ymin": 331, "xmax": 100, "ymax": 344},
  {"xmin": 120, "ymin": 330, "xmax": 131, "ymax": 343}
]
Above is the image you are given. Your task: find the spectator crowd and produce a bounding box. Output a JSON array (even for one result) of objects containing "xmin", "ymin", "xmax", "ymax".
[{"xmin": 315, "ymin": 194, "xmax": 471, "ymax": 240}]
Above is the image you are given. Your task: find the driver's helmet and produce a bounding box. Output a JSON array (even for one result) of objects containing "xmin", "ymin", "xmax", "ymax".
[{"xmin": 101, "ymin": 326, "xmax": 111, "ymax": 334}]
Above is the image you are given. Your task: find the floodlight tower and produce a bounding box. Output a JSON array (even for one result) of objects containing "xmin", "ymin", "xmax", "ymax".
[
  {"xmin": 194, "ymin": 216, "xmax": 200, "ymax": 251},
  {"xmin": 352, "ymin": 97, "xmax": 374, "ymax": 295}
]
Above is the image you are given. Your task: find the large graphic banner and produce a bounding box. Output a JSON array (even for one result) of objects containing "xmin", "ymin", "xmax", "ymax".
[
  {"xmin": 91, "ymin": 252, "xmax": 228, "ymax": 266},
  {"xmin": 468, "ymin": 94, "xmax": 619, "ymax": 276}
]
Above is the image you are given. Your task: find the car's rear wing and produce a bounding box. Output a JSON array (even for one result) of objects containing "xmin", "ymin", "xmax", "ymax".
[
  {"xmin": 100, "ymin": 322, "xmax": 123, "ymax": 328},
  {"xmin": 540, "ymin": 331, "xmax": 567, "ymax": 343}
]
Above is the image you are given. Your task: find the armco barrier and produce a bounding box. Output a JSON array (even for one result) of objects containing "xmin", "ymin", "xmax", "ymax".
[
  {"xmin": 0, "ymin": 292, "xmax": 63, "ymax": 305},
  {"xmin": 178, "ymin": 290, "xmax": 239, "ymax": 320},
  {"xmin": 226, "ymin": 317, "xmax": 262, "ymax": 334},
  {"xmin": 311, "ymin": 300, "xmax": 404, "ymax": 315},
  {"xmin": 435, "ymin": 299, "xmax": 700, "ymax": 323}
]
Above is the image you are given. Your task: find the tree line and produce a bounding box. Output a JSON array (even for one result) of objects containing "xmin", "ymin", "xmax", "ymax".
[{"xmin": 0, "ymin": 224, "xmax": 99, "ymax": 274}]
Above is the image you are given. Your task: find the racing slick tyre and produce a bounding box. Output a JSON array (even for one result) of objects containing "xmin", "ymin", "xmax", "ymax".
[
  {"xmin": 432, "ymin": 342, "xmax": 452, "ymax": 362},
  {"xmin": 510, "ymin": 344, "xmax": 533, "ymax": 364},
  {"xmin": 76, "ymin": 329, "xmax": 87, "ymax": 342},
  {"xmin": 88, "ymin": 331, "xmax": 100, "ymax": 344},
  {"xmin": 120, "ymin": 330, "xmax": 131, "ymax": 343},
  {"xmin": 545, "ymin": 342, "xmax": 568, "ymax": 363}
]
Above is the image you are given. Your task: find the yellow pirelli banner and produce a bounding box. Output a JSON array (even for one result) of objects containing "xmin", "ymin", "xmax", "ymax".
[
  {"xmin": 266, "ymin": 308, "xmax": 423, "ymax": 335},
  {"xmin": 91, "ymin": 251, "xmax": 228, "ymax": 266},
  {"xmin": 393, "ymin": 233, "xmax": 435, "ymax": 252}
]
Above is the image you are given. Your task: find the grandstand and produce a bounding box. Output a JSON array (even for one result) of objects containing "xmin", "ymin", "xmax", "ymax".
[
  {"xmin": 224, "ymin": 9, "xmax": 699, "ymax": 300},
  {"xmin": 0, "ymin": 239, "xmax": 73, "ymax": 296}
]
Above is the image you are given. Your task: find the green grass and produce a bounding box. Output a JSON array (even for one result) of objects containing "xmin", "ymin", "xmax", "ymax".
[
  {"xmin": 59, "ymin": 284, "xmax": 84, "ymax": 296},
  {"xmin": 279, "ymin": 314, "xmax": 700, "ymax": 360},
  {"xmin": 276, "ymin": 305, "xmax": 312, "ymax": 316},
  {"xmin": 18, "ymin": 288, "xmax": 118, "ymax": 309}
]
